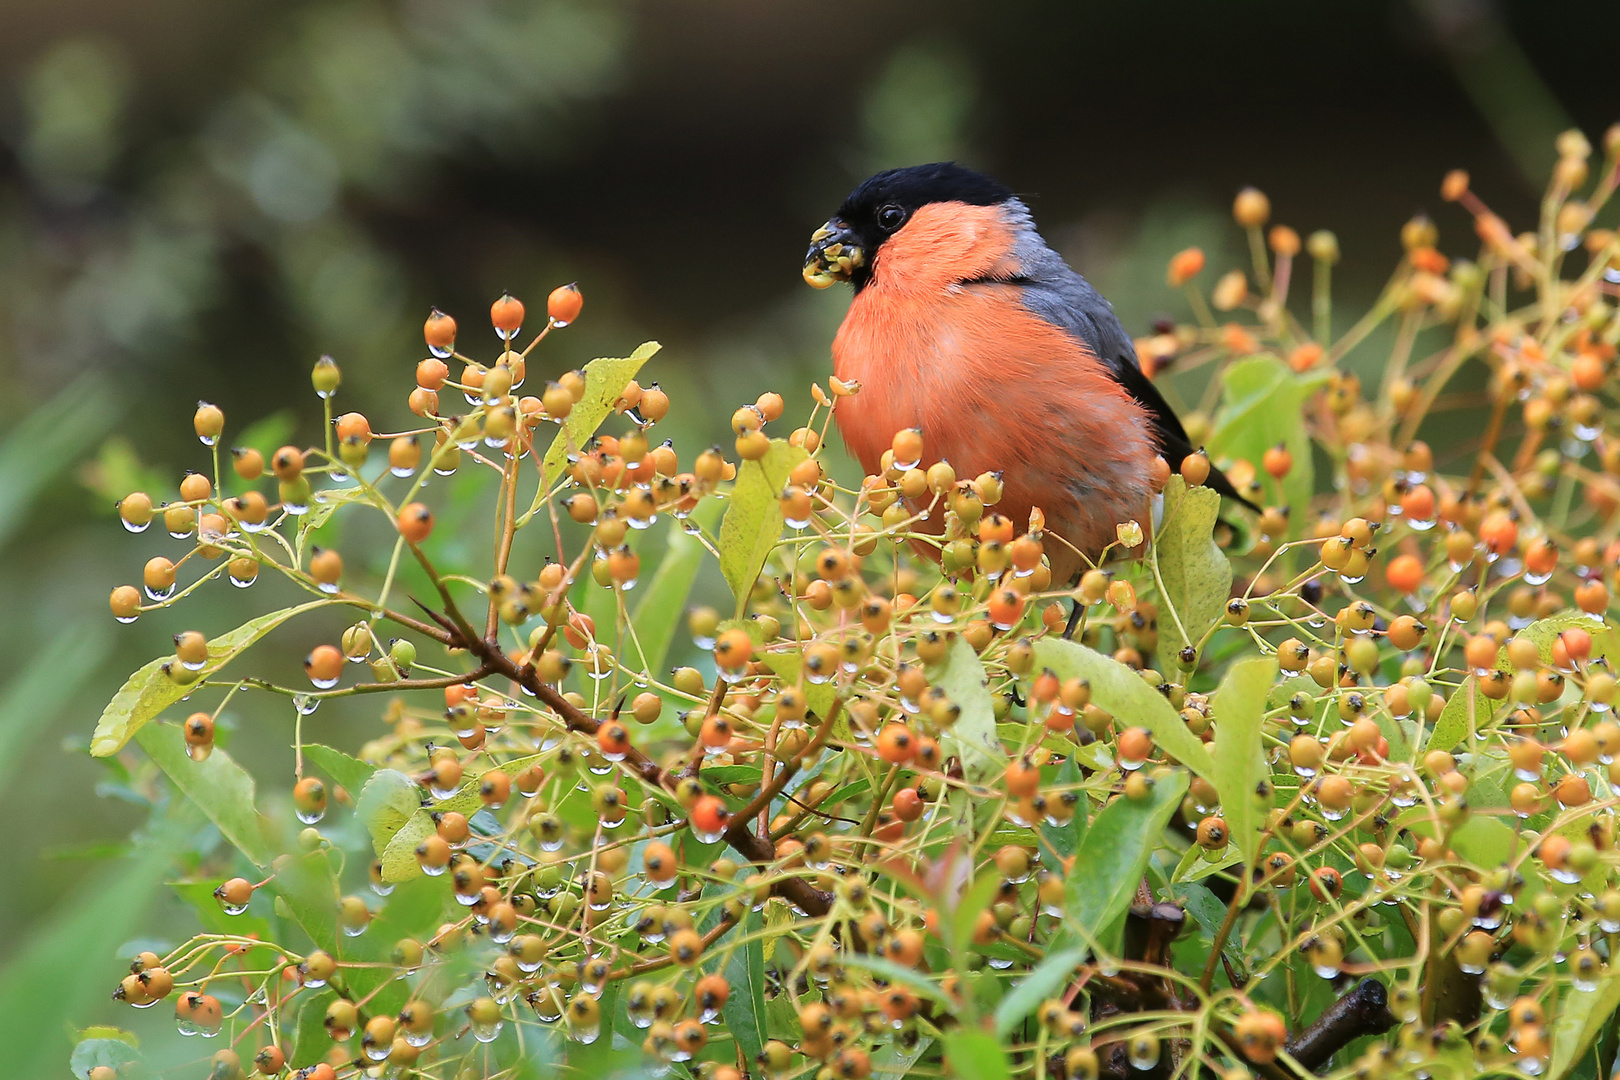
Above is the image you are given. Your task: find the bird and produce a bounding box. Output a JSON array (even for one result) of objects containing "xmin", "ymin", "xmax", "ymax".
[{"xmin": 802, "ymin": 161, "xmax": 1254, "ymax": 587}]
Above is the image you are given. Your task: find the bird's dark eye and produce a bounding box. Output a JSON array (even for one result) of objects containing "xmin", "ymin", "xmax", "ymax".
[{"xmin": 876, "ymin": 204, "xmax": 908, "ymax": 231}]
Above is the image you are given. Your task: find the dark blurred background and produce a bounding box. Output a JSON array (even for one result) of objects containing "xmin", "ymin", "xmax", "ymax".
[{"xmin": 1, "ymin": 0, "xmax": 1616, "ymax": 1074}]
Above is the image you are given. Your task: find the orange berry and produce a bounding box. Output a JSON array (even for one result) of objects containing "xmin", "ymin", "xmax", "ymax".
[
  {"xmin": 397, "ymin": 503, "xmax": 434, "ymax": 543},
  {"xmin": 304, "ymin": 645, "xmax": 343, "ymax": 687},
  {"xmin": 1479, "ymin": 511, "xmax": 1518, "ymax": 556},
  {"xmin": 416, "ymin": 357, "xmax": 449, "ymax": 391},
  {"xmin": 271, "ymin": 445, "xmax": 305, "ymax": 481},
  {"xmin": 334, "ymin": 412, "xmax": 372, "ymax": 445},
  {"xmin": 689, "ymin": 794, "xmax": 728, "ymax": 836},
  {"xmin": 1167, "ymin": 247, "xmax": 1205, "ymax": 287},
  {"xmin": 876, "ymin": 723, "xmax": 916, "ymax": 764},
  {"xmin": 423, "ymin": 309, "xmax": 457, "ymax": 355},
  {"xmin": 546, "ymin": 283, "xmax": 582, "ymax": 326},
  {"xmin": 1385, "ymin": 553, "xmax": 1425, "ymax": 594},
  {"xmin": 1005, "ymin": 758, "xmax": 1040, "ymax": 798},
  {"xmin": 1262, "ymin": 443, "xmax": 1291, "ymax": 479},
  {"xmin": 490, "ymin": 293, "xmax": 525, "ymax": 339},
  {"xmin": 1180, "ymin": 452, "xmax": 1211, "ymax": 487}
]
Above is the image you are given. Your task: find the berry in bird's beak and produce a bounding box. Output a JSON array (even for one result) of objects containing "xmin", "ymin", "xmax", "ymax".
[{"xmin": 803, "ymin": 219, "xmax": 865, "ymax": 288}]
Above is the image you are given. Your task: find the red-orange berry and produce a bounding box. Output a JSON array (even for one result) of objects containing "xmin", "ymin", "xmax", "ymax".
[{"xmin": 547, "ymin": 283, "xmax": 583, "ymax": 326}]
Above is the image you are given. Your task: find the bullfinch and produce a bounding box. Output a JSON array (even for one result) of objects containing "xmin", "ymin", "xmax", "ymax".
[{"xmin": 803, "ymin": 162, "xmax": 1253, "ymax": 586}]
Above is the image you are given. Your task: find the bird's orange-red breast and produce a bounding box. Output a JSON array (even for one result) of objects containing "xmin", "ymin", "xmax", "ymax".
[{"xmin": 803, "ymin": 163, "xmax": 1248, "ymax": 585}]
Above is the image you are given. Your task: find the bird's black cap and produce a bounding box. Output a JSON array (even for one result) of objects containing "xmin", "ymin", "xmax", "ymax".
[
  {"xmin": 837, "ymin": 162, "xmax": 1013, "ymax": 223},
  {"xmin": 806, "ymin": 163, "xmax": 1015, "ymax": 290}
]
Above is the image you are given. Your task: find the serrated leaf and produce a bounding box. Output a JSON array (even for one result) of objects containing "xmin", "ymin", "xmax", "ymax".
[
  {"xmin": 994, "ymin": 946, "xmax": 1084, "ymax": 1036},
  {"xmin": 1061, "ymin": 771, "xmax": 1188, "ymax": 956},
  {"xmin": 719, "ymin": 912, "xmax": 769, "ymax": 1065},
  {"xmin": 628, "ymin": 497, "xmax": 722, "ymax": 679},
  {"xmin": 1032, "ymin": 638, "xmax": 1214, "ymax": 779},
  {"xmin": 302, "ymin": 743, "xmax": 377, "ymax": 799},
  {"xmin": 298, "ymin": 483, "xmax": 369, "ymax": 538},
  {"xmin": 717, "ymin": 439, "xmax": 807, "ymax": 614},
  {"xmin": 356, "ymin": 768, "xmax": 423, "ymax": 853},
  {"xmin": 1208, "ymin": 355, "xmax": 1329, "ymax": 532},
  {"xmin": 928, "ymin": 634, "xmax": 1006, "ymax": 784},
  {"xmin": 135, "ymin": 723, "xmax": 275, "ymax": 868},
  {"xmin": 70, "ymin": 1038, "xmax": 141, "ymax": 1079},
  {"xmin": 1493, "ymin": 611, "xmax": 1618, "ymax": 671},
  {"xmin": 380, "ymin": 812, "xmax": 436, "ymax": 883},
  {"xmin": 1210, "ymin": 656, "xmax": 1276, "ymax": 868},
  {"xmin": 1153, "ymin": 475, "xmax": 1232, "ymax": 675},
  {"xmin": 91, "ymin": 599, "xmax": 337, "ymax": 756},
  {"xmin": 940, "ymin": 1027, "xmax": 1012, "ymax": 1080},
  {"xmin": 541, "ymin": 342, "xmax": 661, "ymax": 485},
  {"xmin": 1426, "ymin": 676, "xmax": 1481, "ymax": 753}
]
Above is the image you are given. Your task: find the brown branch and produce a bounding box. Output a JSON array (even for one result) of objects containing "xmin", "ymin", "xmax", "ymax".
[
  {"xmin": 444, "ymin": 606, "xmax": 834, "ymax": 918},
  {"xmin": 1284, "ymin": 978, "xmax": 1396, "ymax": 1071}
]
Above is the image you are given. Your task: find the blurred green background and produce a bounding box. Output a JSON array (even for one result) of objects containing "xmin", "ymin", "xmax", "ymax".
[{"xmin": 1, "ymin": 0, "xmax": 1616, "ymax": 1075}]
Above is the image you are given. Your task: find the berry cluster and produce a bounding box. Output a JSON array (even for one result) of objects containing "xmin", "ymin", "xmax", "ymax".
[{"xmin": 81, "ymin": 127, "xmax": 1620, "ymax": 1080}]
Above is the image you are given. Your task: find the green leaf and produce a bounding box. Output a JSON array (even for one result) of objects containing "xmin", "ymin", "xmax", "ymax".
[
  {"xmin": 720, "ymin": 912, "xmax": 769, "ymax": 1065},
  {"xmin": 70, "ymin": 1037, "xmax": 141, "ymax": 1079},
  {"xmin": 541, "ymin": 342, "xmax": 661, "ymax": 485},
  {"xmin": 700, "ymin": 764, "xmax": 764, "ymax": 788},
  {"xmin": 872, "ymin": 1036, "xmax": 935, "ymax": 1079},
  {"xmin": 170, "ymin": 880, "xmax": 273, "ymax": 940},
  {"xmin": 91, "ymin": 599, "xmax": 338, "ymax": 756},
  {"xmin": 840, "ymin": 954, "xmax": 952, "ymax": 1006},
  {"xmin": 717, "ymin": 438, "xmax": 807, "ymax": 614},
  {"xmin": 1552, "ymin": 978, "xmax": 1620, "ymax": 1080},
  {"xmin": 1210, "ymin": 656, "xmax": 1276, "ymax": 868},
  {"xmin": 0, "ymin": 819, "xmax": 176, "ymax": 1080},
  {"xmin": 940, "ymin": 1027, "xmax": 1013, "ymax": 1080},
  {"xmin": 356, "ymin": 768, "xmax": 424, "ymax": 853},
  {"xmin": 1208, "ymin": 355, "xmax": 1328, "ymax": 531},
  {"xmin": 290, "ymin": 988, "xmax": 336, "ymax": 1067},
  {"xmin": 1495, "ymin": 612, "xmax": 1618, "ymax": 671},
  {"xmin": 928, "ymin": 634, "xmax": 1007, "ymax": 784},
  {"xmin": 1040, "ymin": 757, "xmax": 1086, "ymax": 860},
  {"xmin": 135, "ymin": 723, "xmax": 276, "ymax": 867},
  {"xmin": 297, "ymin": 483, "xmax": 370, "ymax": 540},
  {"xmin": 1426, "ymin": 677, "xmax": 1482, "ymax": 753},
  {"xmin": 629, "ymin": 497, "xmax": 723, "ymax": 679},
  {"xmin": 0, "ymin": 622, "xmax": 110, "ymax": 793},
  {"xmin": 1061, "ymin": 770, "xmax": 1189, "ymax": 956},
  {"xmin": 381, "ymin": 813, "xmax": 436, "ymax": 883},
  {"xmin": 994, "ymin": 946, "xmax": 1084, "ymax": 1036},
  {"xmin": 1153, "ymin": 475, "xmax": 1233, "ymax": 675},
  {"xmin": 943, "ymin": 866, "xmax": 1004, "ymax": 971},
  {"xmin": 759, "ymin": 647, "xmax": 840, "ymax": 724},
  {"xmin": 0, "ymin": 375, "xmax": 118, "ymax": 549},
  {"xmin": 1032, "ymin": 638, "xmax": 1214, "ymax": 779},
  {"xmin": 302, "ymin": 743, "xmax": 377, "ymax": 799},
  {"xmin": 1179, "ymin": 879, "xmax": 1245, "ymax": 973}
]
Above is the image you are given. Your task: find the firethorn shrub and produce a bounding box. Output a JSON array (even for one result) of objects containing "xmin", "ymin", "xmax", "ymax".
[{"xmin": 76, "ymin": 129, "xmax": 1620, "ymax": 1080}]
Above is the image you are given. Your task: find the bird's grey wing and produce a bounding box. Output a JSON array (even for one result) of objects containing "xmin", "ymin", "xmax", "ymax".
[{"xmin": 1016, "ymin": 251, "xmax": 1258, "ymax": 511}]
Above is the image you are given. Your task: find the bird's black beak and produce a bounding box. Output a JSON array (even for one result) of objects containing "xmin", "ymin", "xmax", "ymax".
[{"xmin": 803, "ymin": 218, "xmax": 866, "ymax": 289}]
